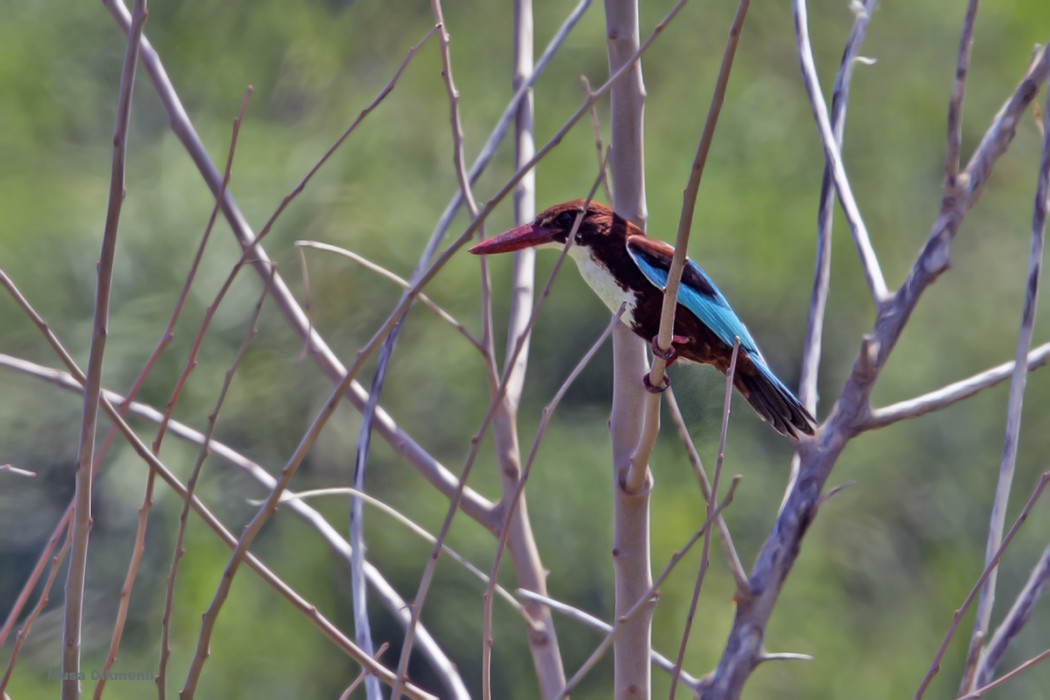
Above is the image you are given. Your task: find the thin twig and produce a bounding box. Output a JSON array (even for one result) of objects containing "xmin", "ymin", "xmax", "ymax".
[
  {"xmin": 5, "ymin": 349, "xmax": 471, "ymax": 698},
  {"xmin": 629, "ymin": 0, "xmax": 751, "ymax": 492},
  {"xmin": 702, "ymin": 42, "xmax": 1050, "ymax": 700},
  {"xmin": 945, "ymin": 0, "xmax": 981, "ymax": 185},
  {"xmin": 664, "ymin": 387, "xmax": 748, "ymax": 590},
  {"xmin": 580, "ymin": 75, "xmax": 615, "ymax": 203},
  {"xmin": 914, "ymin": 471, "xmax": 1050, "ymax": 699},
  {"xmin": 295, "ymin": 242, "xmax": 485, "ymax": 351},
  {"xmin": 669, "ymin": 340, "xmax": 740, "ymax": 697},
  {"xmin": 961, "ymin": 70, "xmax": 1050, "ymax": 695},
  {"xmin": 102, "ymin": 0, "xmax": 485, "ymax": 536},
  {"xmin": 152, "ymin": 268, "xmax": 273, "ymax": 699},
  {"xmin": 792, "ymin": 0, "xmax": 887, "ymax": 304},
  {"xmin": 515, "ymin": 589, "xmax": 703, "ymax": 691},
  {"xmin": 481, "ymin": 305, "xmax": 621, "ymax": 698},
  {"xmin": 401, "ymin": 165, "xmax": 608, "ymax": 700},
  {"xmin": 798, "ymin": 0, "xmax": 877, "ymax": 412},
  {"xmin": 390, "ymin": 4, "xmax": 489, "ymax": 697},
  {"xmin": 559, "ymin": 477, "xmax": 742, "ymax": 698},
  {"xmin": 865, "ymin": 341, "xmax": 1050, "ymax": 429},
  {"xmin": 957, "ymin": 647, "xmax": 1050, "ymax": 700},
  {"xmin": 976, "ymin": 542, "xmax": 1050, "ymax": 686},
  {"xmin": 63, "ymin": 4, "xmax": 146, "ymax": 697},
  {"xmin": 0, "ymin": 364, "xmax": 436, "ymax": 697},
  {"xmin": 0, "ymin": 522, "xmax": 71, "ymax": 696}
]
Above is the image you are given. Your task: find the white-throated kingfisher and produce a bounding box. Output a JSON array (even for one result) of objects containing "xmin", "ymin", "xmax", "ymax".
[{"xmin": 469, "ymin": 200, "xmax": 816, "ymax": 439}]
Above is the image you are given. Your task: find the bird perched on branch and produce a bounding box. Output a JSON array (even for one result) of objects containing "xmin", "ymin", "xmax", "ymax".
[{"xmin": 469, "ymin": 199, "xmax": 816, "ymax": 439}]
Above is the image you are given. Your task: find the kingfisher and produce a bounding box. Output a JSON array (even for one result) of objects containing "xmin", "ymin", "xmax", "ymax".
[{"xmin": 469, "ymin": 200, "xmax": 816, "ymax": 439}]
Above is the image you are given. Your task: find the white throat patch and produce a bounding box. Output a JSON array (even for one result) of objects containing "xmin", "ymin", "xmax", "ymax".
[{"xmin": 567, "ymin": 244, "xmax": 638, "ymax": 325}]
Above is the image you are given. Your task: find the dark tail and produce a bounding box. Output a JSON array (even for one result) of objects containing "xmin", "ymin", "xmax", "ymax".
[{"xmin": 734, "ymin": 359, "xmax": 816, "ymax": 439}]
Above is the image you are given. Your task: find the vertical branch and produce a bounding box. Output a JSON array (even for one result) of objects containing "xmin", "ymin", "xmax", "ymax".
[
  {"xmin": 786, "ymin": 0, "xmax": 876, "ymax": 507},
  {"xmin": 961, "ymin": 68, "xmax": 1050, "ymax": 694},
  {"xmin": 483, "ymin": 0, "xmax": 568, "ymax": 696},
  {"xmin": 668, "ymin": 341, "xmax": 740, "ymax": 698},
  {"xmin": 797, "ymin": 0, "xmax": 876, "ymax": 411},
  {"xmin": 945, "ymin": 0, "xmax": 980, "ymax": 185},
  {"xmin": 603, "ymin": 0, "xmax": 652, "ymax": 696},
  {"xmin": 629, "ymin": 0, "xmax": 751, "ymax": 485},
  {"xmin": 792, "ymin": 0, "xmax": 887, "ymax": 304},
  {"xmin": 62, "ymin": 2, "xmax": 146, "ymax": 698}
]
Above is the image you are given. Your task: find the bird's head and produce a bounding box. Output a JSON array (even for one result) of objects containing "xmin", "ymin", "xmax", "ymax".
[{"xmin": 469, "ymin": 200, "xmax": 630, "ymax": 256}]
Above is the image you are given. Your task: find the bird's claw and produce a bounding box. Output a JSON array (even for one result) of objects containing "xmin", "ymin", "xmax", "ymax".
[
  {"xmin": 650, "ymin": 335, "xmax": 689, "ymax": 365},
  {"xmin": 643, "ymin": 371, "xmax": 671, "ymax": 394},
  {"xmin": 650, "ymin": 335, "xmax": 677, "ymax": 362}
]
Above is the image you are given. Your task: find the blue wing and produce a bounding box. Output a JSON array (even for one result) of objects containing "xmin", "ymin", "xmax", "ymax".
[{"xmin": 626, "ymin": 236, "xmax": 762, "ymax": 359}]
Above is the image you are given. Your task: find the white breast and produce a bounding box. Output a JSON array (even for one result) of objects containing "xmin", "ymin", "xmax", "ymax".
[{"xmin": 568, "ymin": 245, "xmax": 638, "ymax": 326}]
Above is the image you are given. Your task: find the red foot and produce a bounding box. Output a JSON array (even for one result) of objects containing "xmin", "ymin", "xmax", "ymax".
[{"xmin": 650, "ymin": 335, "xmax": 689, "ymax": 366}]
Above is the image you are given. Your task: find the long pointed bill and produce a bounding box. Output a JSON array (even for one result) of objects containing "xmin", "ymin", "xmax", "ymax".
[{"xmin": 468, "ymin": 222, "xmax": 556, "ymax": 255}]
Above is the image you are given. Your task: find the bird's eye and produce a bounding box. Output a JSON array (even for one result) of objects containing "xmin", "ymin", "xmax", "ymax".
[{"xmin": 556, "ymin": 211, "xmax": 578, "ymax": 227}]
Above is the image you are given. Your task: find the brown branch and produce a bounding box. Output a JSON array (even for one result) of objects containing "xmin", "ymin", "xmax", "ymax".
[
  {"xmin": 975, "ymin": 542, "xmax": 1050, "ymax": 687},
  {"xmin": 914, "ymin": 471, "xmax": 1050, "ymax": 699},
  {"xmin": 0, "ymin": 323, "xmax": 432, "ymax": 696},
  {"xmin": 482, "ymin": 306, "xmax": 621, "ymax": 699},
  {"xmin": 945, "ymin": 0, "xmax": 981, "ymax": 185},
  {"xmin": 151, "ymin": 270, "xmax": 272, "ymax": 699},
  {"xmin": 958, "ymin": 647, "xmax": 1050, "ymax": 700},
  {"xmin": 516, "ymin": 589, "xmax": 704, "ymax": 691},
  {"xmin": 63, "ymin": 3, "xmax": 146, "ymax": 697},
  {"xmin": 0, "ymin": 352, "xmax": 471, "ymax": 699},
  {"xmin": 669, "ymin": 341, "xmax": 740, "ymax": 697},
  {"xmin": 961, "ymin": 63, "xmax": 1050, "ymax": 695},
  {"xmin": 560, "ymin": 477, "xmax": 741, "ymax": 698},
  {"xmin": 664, "ymin": 387, "xmax": 748, "ymax": 590},
  {"xmin": 701, "ymin": 39, "xmax": 1050, "ymax": 700},
  {"xmin": 630, "ymin": 0, "xmax": 751, "ymax": 491},
  {"xmin": 0, "ymin": 521, "xmax": 71, "ymax": 697}
]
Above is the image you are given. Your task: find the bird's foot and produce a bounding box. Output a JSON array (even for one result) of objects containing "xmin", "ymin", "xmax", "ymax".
[
  {"xmin": 650, "ymin": 335, "xmax": 689, "ymax": 366},
  {"xmin": 642, "ymin": 371, "xmax": 671, "ymax": 393}
]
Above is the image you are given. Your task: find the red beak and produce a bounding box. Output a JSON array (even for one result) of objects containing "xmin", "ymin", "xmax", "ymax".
[{"xmin": 469, "ymin": 222, "xmax": 556, "ymax": 255}]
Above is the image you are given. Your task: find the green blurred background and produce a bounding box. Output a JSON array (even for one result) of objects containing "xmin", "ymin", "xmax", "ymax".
[{"xmin": 2, "ymin": 0, "xmax": 1049, "ymax": 698}]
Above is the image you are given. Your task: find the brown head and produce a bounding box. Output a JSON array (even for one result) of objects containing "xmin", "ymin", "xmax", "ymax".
[{"xmin": 468, "ymin": 200, "xmax": 635, "ymax": 255}]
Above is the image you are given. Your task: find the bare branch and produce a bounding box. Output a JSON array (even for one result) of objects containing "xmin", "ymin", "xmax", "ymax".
[
  {"xmin": 516, "ymin": 589, "xmax": 703, "ymax": 691},
  {"xmin": 0, "ymin": 523, "xmax": 71, "ymax": 697},
  {"xmin": 798, "ymin": 0, "xmax": 877, "ymax": 412},
  {"xmin": 296, "ymin": 242, "xmax": 485, "ymax": 351},
  {"xmin": 976, "ymin": 543, "xmax": 1050, "ymax": 686},
  {"xmin": 792, "ymin": 0, "xmax": 887, "ymax": 304},
  {"xmin": 914, "ymin": 471, "xmax": 1050, "ymax": 699},
  {"xmin": 944, "ymin": 0, "xmax": 981, "ymax": 184},
  {"xmin": 63, "ymin": 4, "xmax": 146, "ymax": 697},
  {"xmin": 0, "ymin": 465, "xmax": 36, "ymax": 478},
  {"xmin": 482, "ymin": 306, "xmax": 620, "ymax": 698},
  {"xmin": 865, "ymin": 341, "xmax": 1050, "ymax": 429},
  {"xmin": 961, "ymin": 66, "xmax": 1050, "ymax": 695},
  {"xmin": 702, "ymin": 42, "xmax": 1050, "ymax": 700},
  {"xmin": 665, "ymin": 387, "xmax": 748, "ymax": 591},
  {"xmin": 630, "ymin": 0, "xmax": 751, "ymax": 491},
  {"xmin": 560, "ymin": 477, "xmax": 741, "ymax": 699},
  {"xmin": 4, "ymin": 353, "xmax": 470, "ymax": 699},
  {"xmin": 958, "ymin": 647, "xmax": 1050, "ymax": 700},
  {"xmin": 669, "ymin": 340, "xmax": 740, "ymax": 698}
]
